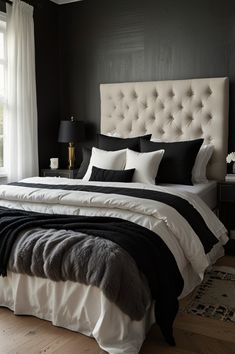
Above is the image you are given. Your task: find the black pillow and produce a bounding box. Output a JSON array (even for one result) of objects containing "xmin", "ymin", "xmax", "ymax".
[
  {"xmin": 89, "ymin": 166, "xmax": 135, "ymax": 183},
  {"xmin": 140, "ymin": 138, "xmax": 203, "ymax": 185},
  {"xmin": 97, "ymin": 134, "xmax": 151, "ymax": 152},
  {"xmin": 76, "ymin": 147, "xmax": 91, "ymax": 179}
]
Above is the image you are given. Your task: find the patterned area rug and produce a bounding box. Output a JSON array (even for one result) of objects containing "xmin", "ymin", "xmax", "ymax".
[{"xmin": 183, "ymin": 266, "xmax": 235, "ymax": 322}]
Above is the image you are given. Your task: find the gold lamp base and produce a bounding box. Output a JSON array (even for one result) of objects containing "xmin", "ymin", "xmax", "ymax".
[{"xmin": 68, "ymin": 142, "xmax": 75, "ymax": 169}]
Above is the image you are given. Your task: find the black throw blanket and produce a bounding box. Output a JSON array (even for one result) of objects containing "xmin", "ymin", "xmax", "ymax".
[{"xmin": 0, "ymin": 206, "xmax": 183, "ymax": 346}]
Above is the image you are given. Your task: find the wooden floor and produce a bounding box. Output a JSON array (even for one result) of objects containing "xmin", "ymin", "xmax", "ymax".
[{"xmin": 0, "ymin": 256, "xmax": 235, "ymax": 354}]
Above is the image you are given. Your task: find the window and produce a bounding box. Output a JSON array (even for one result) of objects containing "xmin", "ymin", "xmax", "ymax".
[{"xmin": 0, "ymin": 12, "xmax": 6, "ymax": 173}]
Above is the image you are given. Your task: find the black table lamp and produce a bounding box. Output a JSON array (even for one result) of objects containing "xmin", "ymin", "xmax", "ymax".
[{"xmin": 58, "ymin": 117, "xmax": 85, "ymax": 169}]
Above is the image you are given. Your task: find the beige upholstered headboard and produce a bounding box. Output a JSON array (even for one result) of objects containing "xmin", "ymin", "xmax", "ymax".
[{"xmin": 100, "ymin": 77, "xmax": 229, "ymax": 181}]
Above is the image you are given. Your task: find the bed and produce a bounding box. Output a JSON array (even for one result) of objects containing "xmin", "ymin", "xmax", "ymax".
[{"xmin": 0, "ymin": 77, "xmax": 229, "ymax": 354}]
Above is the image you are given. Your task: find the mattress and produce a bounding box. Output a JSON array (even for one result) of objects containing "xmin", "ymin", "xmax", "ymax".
[{"xmin": 159, "ymin": 181, "xmax": 217, "ymax": 210}]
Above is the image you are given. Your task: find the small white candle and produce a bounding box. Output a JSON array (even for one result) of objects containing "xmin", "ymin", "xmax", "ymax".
[{"xmin": 50, "ymin": 158, "xmax": 59, "ymax": 169}]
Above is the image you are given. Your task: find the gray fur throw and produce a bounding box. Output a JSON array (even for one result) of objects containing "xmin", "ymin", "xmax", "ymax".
[{"xmin": 8, "ymin": 228, "xmax": 151, "ymax": 320}]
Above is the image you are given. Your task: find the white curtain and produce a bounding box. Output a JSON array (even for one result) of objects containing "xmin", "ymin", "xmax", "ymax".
[{"xmin": 6, "ymin": 0, "xmax": 38, "ymax": 182}]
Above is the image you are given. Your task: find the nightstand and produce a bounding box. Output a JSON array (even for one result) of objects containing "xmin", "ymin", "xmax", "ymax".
[
  {"xmin": 218, "ymin": 175, "xmax": 235, "ymax": 255},
  {"xmin": 41, "ymin": 169, "xmax": 78, "ymax": 179}
]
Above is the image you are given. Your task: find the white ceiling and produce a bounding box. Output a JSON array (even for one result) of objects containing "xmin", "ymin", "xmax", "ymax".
[{"xmin": 50, "ymin": 0, "xmax": 82, "ymax": 4}]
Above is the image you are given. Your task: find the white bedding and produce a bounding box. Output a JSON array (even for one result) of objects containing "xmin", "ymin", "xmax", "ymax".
[{"xmin": 0, "ymin": 177, "xmax": 228, "ymax": 354}]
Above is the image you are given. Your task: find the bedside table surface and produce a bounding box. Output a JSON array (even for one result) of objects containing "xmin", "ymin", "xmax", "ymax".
[{"xmin": 41, "ymin": 169, "xmax": 78, "ymax": 179}]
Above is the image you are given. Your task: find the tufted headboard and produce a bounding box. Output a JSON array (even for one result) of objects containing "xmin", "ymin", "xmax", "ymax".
[{"xmin": 100, "ymin": 77, "xmax": 229, "ymax": 181}]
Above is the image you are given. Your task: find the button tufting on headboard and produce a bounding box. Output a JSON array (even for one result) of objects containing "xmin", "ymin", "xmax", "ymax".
[
  {"xmin": 169, "ymin": 90, "xmax": 175, "ymax": 98},
  {"xmin": 207, "ymin": 113, "xmax": 212, "ymax": 120},
  {"xmin": 178, "ymin": 103, "xmax": 183, "ymax": 110},
  {"xmin": 207, "ymin": 87, "xmax": 213, "ymax": 95},
  {"xmin": 198, "ymin": 102, "xmax": 204, "ymax": 109},
  {"xmin": 100, "ymin": 77, "xmax": 229, "ymax": 180},
  {"xmin": 132, "ymin": 91, "xmax": 138, "ymax": 99},
  {"xmin": 119, "ymin": 91, "xmax": 124, "ymax": 99},
  {"xmin": 187, "ymin": 87, "xmax": 194, "ymax": 97},
  {"xmin": 153, "ymin": 89, "xmax": 158, "ymax": 98}
]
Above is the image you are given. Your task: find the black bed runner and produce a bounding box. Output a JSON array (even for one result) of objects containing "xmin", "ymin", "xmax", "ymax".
[
  {"xmin": 10, "ymin": 182, "xmax": 219, "ymax": 253},
  {"xmin": 0, "ymin": 206, "xmax": 183, "ymax": 346}
]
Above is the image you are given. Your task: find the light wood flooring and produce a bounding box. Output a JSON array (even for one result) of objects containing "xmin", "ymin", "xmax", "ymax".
[{"xmin": 0, "ymin": 256, "xmax": 235, "ymax": 354}]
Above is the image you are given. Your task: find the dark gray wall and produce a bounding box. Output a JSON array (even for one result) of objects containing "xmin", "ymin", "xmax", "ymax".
[
  {"xmin": 58, "ymin": 0, "xmax": 235, "ymax": 157},
  {"xmin": 34, "ymin": 0, "xmax": 60, "ymax": 169}
]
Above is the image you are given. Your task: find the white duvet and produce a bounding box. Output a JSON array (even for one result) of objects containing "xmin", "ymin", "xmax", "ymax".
[{"xmin": 0, "ymin": 177, "xmax": 228, "ymax": 354}]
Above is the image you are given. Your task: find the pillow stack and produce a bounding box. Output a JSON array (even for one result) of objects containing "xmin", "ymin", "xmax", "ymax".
[
  {"xmin": 77, "ymin": 133, "xmax": 213, "ymax": 185},
  {"xmin": 77, "ymin": 134, "xmax": 151, "ymax": 179}
]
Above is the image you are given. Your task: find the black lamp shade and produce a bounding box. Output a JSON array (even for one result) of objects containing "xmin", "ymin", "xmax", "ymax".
[{"xmin": 58, "ymin": 120, "xmax": 85, "ymax": 143}]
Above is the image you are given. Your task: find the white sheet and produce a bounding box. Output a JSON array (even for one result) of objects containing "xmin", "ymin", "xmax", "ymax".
[
  {"xmin": 0, "ymin": 177, "xmax": 228, "ymax": 354},
  {"xmin": 159, "ymin": 181, "xmax": 217, "ymax": 210}
]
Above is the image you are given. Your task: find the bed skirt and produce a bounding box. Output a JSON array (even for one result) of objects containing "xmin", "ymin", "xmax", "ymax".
[
  {"xmin": 0, "ymin": 271, "xmax": 155, "ymax": 354},
  {"xmin": 0, "ymin": 256, "xmax": 209, "ymax": 354}
]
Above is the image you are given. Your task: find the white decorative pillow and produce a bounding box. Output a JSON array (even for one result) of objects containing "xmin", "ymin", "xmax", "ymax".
[
  {"xmin": 151, "ymin": 138, "xmax": 213, "ymax": 183},
  {"xmin": 125, "ymin": 148, "xmax": 164, "ymax": 184},
  {"xmin": 192, "ymin": 144, "xmax": 214, "ymax": 183},
  {"xmin": 83, "ymin": 147, "xmax": 126, "ymax": 181}
]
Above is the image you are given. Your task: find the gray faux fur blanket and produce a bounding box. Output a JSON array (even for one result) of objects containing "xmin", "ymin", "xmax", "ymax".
[{"xmin": 8, "ymin": 228, "xmax": 151, "ymax": 320}]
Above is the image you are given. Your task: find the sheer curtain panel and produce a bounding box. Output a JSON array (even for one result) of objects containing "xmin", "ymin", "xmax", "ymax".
[{"xmin": 6, "ymin": 0, "xmax": 38, "ymax": 182}]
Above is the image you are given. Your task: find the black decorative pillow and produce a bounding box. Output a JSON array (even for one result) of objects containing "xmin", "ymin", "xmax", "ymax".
[
  {"xmin": 97, "ymin": 134, "xmax": 151, "ymax": 152},
  {"xmin": 140, "ymin": 138, "xmax": 203, "ymax": 185},
  {"xmin": 89, "ymin": 166, "xmax": 135, "ymax": 182},
  {"xmin": 76, "ymin": 147, "xmax": 91, "ymax": 179}
]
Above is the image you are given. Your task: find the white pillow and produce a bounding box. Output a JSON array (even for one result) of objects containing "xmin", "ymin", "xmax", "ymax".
[
  {"xmin": 83, "ymin": 147, "xmax": 126, "ymax": 181},
  {"xmin": 151, "ymin": 138, "xmax": 213, "ymax": 183},
  {"xmin": 125, "ymin": 148, "xmax": 164, "ymax": 184},
  {"xmin": 192, "ymin": 144, "xmax": 214, "ymax": 183}
]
